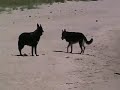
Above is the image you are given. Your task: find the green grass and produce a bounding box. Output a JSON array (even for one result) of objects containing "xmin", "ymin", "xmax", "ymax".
[
  {"xmin": 0, "ymin": 0, "xmax": 65, "ymax": 7},
  {"xmin": 0, "ymin": 0, "xmax": 65, "ymax": 12},
  {"xmin": 0, "ymin": 0, "xmax": 98, "ymax": 12},
  {"xmin": 0, "ymin": 7, "xmax": 5, "ymax": 12}
]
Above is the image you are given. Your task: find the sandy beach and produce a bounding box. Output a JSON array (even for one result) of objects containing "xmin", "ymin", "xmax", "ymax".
[{"xmin": 0, "ymin": 0, "xmax": 120, "ymax": 90}]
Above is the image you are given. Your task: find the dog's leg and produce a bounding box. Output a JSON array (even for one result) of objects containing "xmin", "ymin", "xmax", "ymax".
[
  {"xmin": 82, "ymin": 41, "xmax": 85, "ymax": 53},
  {"xmin": 35, "ymin": 45, "xmax": 39, "ymax": 56},
  {"xmin": 32, "ymin": 46, "xmax": 34, "ymax": 56},
  {"xmin": 18, "ymin": 44, "xmax": 24, "ymax": 56},
  {"xmin": 79, "ymin": 41, "xmax": 83, "ymax": 54},
  {"xmin": 70, "ymin": 44, "xmax": 73, "ymax": 53},
  {"xmin": 67, "ymin": 42, "xmax": 71, "ymax": 53},
  {"xmin": 19, "ymin": 49, "xmax": 22, "ymax": 56}
]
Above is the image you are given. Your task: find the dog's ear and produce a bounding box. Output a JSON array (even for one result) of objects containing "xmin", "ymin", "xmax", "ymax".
[
  {"xmin": 64, "ymin": 29, "xmax": 66, "ymax": 32},
  {"xmin": 40, "ymin": 24, "xmax": 42, "ymax": 27},
  {"xmin": 37, "ymin": 23, "xmax": 39, "ymax": 28}
]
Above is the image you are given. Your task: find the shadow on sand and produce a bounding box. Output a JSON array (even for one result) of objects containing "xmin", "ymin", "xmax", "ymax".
[
  {"xmin": 53, "ymin": 50, "xmax": 66, "ymax": 53},
  {"xmin": 53, "ymin": 50, "xmax": 81, "ymax": 54},
  {"xmin": 53, "ymin": 50, "xmax": 95, "ymax": 56},
  {"xmin": 13, "ymin": 53, "xmax": 29, "ymax": 57}
]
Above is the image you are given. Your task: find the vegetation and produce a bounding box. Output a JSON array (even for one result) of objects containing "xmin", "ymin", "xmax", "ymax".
[
  {"xmin": 0, "ymin": 0, "xmax": 98, "ymax": 12},
  {"xmin": 0, "ymin": 0, "xmax": 65, "ymax": 7}
]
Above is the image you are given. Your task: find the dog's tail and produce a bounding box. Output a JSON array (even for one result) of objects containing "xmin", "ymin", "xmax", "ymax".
[{"xmin": 83, "ymin": 36, "xmax": 93, "ymax": 45}]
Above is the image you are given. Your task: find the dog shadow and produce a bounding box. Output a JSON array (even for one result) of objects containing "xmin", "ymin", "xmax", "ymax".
[
  {"xmin": 71, "ymin": 52, "xmax": 81, "ymax": 54},
  {"xmin": 53, "ymin": 50, "xmax": 81, "ymax": 54},
  {"xmin": 14, "ymin": 53, "xmax": 29, "ymax": 57},
  {"xmin": 53, "ymin": 50, "xmax": 95, "ymax": 56},
  {"xmin": 13, "ymin": 54, "xmax": 41, "ymax": 57},
  {"xmin": 53, "ymin": 50, "xmax": 66, "ymax": 53}
]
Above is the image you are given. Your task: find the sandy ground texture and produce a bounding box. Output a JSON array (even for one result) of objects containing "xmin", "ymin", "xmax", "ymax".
[{"xmin": 0, "ymin": 0, "xmax": 120, "ymax": 90}]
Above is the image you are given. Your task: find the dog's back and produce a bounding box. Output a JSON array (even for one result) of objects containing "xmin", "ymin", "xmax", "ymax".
[
  {"xmin": 62, "ymin": 30, "xmax": 85, "ymax": 43},
  {"xmin": 18, "ymin": 24, "xmax": 44, "ymax": 46}
]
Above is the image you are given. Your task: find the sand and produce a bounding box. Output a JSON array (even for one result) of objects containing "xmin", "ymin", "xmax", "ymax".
[{"xmin": 0, "ymin": 0, "xmax": 120, "ymax": 90}]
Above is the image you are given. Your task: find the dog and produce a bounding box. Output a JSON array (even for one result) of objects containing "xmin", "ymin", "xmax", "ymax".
[
  {"xmin": 61, "ymin": 29, "xmax": 93, "ymax": 54},
  {"xmin": 18, "ymin": 24, "xmax": 44, "ymax": 56}
]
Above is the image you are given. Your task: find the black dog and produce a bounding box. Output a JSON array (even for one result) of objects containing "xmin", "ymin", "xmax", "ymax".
[
  {"xmin": 18, "ymin": 24, "xmax": 44, "ymax": 56},
  {"xmin": 61, "ymin": 29, "xmax": 93, "ymax": 54}
]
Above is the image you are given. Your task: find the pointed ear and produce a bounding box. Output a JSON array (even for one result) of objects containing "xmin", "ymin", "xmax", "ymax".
[
  {"xmin": 64, "ymin": 29, "xmax": 66, "ymax": 32},
  {"xmin": 37, "ymin": 23, "xmax": 39, "ymax": 28},
  {"xmin": 62, "ymin": 29, "xmax": 63, "ymax": 32},
  {"xmin": 40, "ymin": 24, "xmax": 42, "ymax": 27}
]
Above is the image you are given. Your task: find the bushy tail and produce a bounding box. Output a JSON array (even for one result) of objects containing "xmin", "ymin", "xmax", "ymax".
[{"xmin": 83, "ymin": 36, "xmax": 93, "ymax": 45}]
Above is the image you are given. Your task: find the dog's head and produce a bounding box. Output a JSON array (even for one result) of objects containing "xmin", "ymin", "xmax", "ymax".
[
  {"xmin": 37, "ymin": 23, "xmax": 44, "ymax": 35},
  {"xmin": 61, "ymin": 29, "xmax": 67, "ymax": 40}
]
